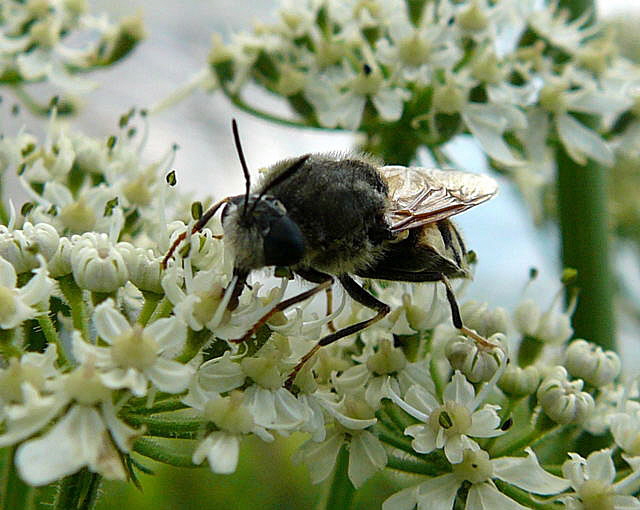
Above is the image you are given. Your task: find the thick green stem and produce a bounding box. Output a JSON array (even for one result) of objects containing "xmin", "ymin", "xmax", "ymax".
[
  {"xmin": 324, "ymin": 445, "xmax": 355, "ymax": 510},
  {"xmin": 3, "ymin": 447, "xmax": 34, "ymax": 510},
  {"xmin": 556, "ymin": 147, "xmax": 614, "ymax": 349},
  {"xmin": 58, "ymin": 275, "xmax": 90, "ymax": 341},
  {"xmin": 136, "ymin": 291, "xmax": 163, "ymax": 326},
  {"xmin": 133, "ymin": 438, "xmax": 200, "ymax": 468},
  {"xmin": 53, "ymin": 469, "xmax": 102, "ymax": 510},
  {"xmin": 36, "ymin": 313, "xmax": 70, "ymax": 366}
]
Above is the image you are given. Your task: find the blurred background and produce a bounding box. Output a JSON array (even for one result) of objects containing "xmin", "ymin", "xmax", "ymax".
[{"xmin": 3, "ymin": 1, "xmax": 638, "ymax": 508}]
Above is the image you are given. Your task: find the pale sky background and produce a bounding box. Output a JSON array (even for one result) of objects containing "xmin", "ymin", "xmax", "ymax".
[{"xmin": 3, "ymin": 0, "xmax": 638, "ymax": 365}]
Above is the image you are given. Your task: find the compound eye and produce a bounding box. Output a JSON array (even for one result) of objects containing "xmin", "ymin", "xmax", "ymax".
[{"xmin": 263, "ymin": 215, "xmax": 305, "ymax": 267}]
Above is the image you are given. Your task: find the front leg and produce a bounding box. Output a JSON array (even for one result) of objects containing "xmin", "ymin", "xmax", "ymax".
[{"xmin": 287, "ymin": 274, "xmax": 390, "ymax": 387}]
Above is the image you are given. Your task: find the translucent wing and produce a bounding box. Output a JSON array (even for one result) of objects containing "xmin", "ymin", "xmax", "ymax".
[{"xmin": 381, "ymin": 166, "xmax": 498, "ymax": 232}]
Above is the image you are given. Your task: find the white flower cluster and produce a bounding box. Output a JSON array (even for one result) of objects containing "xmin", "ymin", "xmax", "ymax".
[
  {"xmin": 0, "ymin": 114, "xmax": 638, "ymax": 509},
  {"xmin": 205, "ymin": 0, "xmax": 640, "ymax": 222},
  {"xmin": 0, "ymin": 0, "xmax": 144, "ymax": 96}
]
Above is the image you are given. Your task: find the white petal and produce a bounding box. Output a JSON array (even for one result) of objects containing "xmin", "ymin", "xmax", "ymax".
[
  {"xmin": 198, "ymin": 352, "xmax": 246, "ymax": 393},
  {"xmin": 404, "ymin": 384, "xmax": 439, "ymax": 415},
  {"xmin": 16, "ymin": 406, "xmax": 103, "ymax": 486},
  {"xmin": 339, "ymin": 94, "xmax": 366, "ymax": 130},
  {"xmin": 492, "ymin": 448, "xmax": 570, "ymax": 495},
  {"xmin": 348, "ymin": 431, "xmax": 387, "ymax": 488},
  {"xmin": 372, "ymin": 87, "xmax": 407, "ymax": 122},
  {"xmin": 19, "ymin": 264, "xmax": 54, "ymax": 306},
  {"xmin": 383, "ymin": 486, "xmax": 418, "ymax": 510},
  {"xmin": 94, "ymin": 299, "xmax": 130, "ymax": 343},
  {"xmin": 0, "ymin": 257, "xmax": 17, "ymax": 287},
  {"xmin": 100, "ymin": 367, "xmax": 148, "ymax": 396},
  {"xmin": 205, "ymin": 432, "xmax": 240, "ymax": 474},
  {"xmin": 612, "ymin": 495, "xmax": 640, "ymax": 509},
  {"xmin": 101, "ymin": 400, "xmax": 141, "ymax": 452},
  {"xmin": 585, "ymin": 449, "xmax": 615, "ymax": 484},
  {"xmin": 146, "ymin": 316, "xmax": 187, "ymax": 356},
  {"xmin": 406, "ymin": 425, "xmax": 437, "ymax": 454},
  {"xmin": 293, "ymin": 432, "xmax": 343, "ymax": 484},
  {"xmin": 416, "ymin": 474, "xmax": 460, "ymax": 510},
  {"xmin": 468, "ymin": 407, "xmax": 502, "ymax": 437},
  {"xmin": 444, "ymin": 372, "xmax": 475, "ymax": 409},
  {"xmin": 466, "ymin": 483, "xmax": 529, "ymax": 510},
  {"xmin": 556, "ymin": 113, "xmax": 614, "ymax": 167},
  {"xmin": 0, "ymin": 386, "xmax": 64, "ymax": 447},
  {"xmin": 462, "ymin": 105, "xmax": 523, "ymax": 166},
  {"xmin": 146, "ymin": 358, "xmax": 194, "ymax": 394}
]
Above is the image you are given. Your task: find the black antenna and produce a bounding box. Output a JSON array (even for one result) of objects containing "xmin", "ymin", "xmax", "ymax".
[
  {"xmin": 248, "ymin": 154, "xmax": 311, "ymax": 216},
  {"xmin": 232, "ymin": 119, "xmax": 251, "ymax": 215}
]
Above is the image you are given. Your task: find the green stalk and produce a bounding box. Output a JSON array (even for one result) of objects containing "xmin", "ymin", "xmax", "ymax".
[
  {"xmin": 323, "ymin": 445, "xmax": 355, "ymax": 510},
  {"xmin": 556, "ymin": 147, "xmax": 614, "ymax": 349},
  {"xmin": 53, "ymin": 469, "xmax": 102, "ymax": 510},
  {"xmin": 36, "ymin": 313, "xmax": 70, "ymax": 366},
  {"xmin": 57, "ymin": 276, "xmax": 90, "ymax": 341},
  {"xmin": 3, "ymin": 447, "xmax": 34, "ymax": 510},
  {"xmin": 136, "ymin": 291, "xmax": 163, "ymax": 326},
  {"xmin": 133, "ymin": 438, "xmax": 199, "ymax": 468}
]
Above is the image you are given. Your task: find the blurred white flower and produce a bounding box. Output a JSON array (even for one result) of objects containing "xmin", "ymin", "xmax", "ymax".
[{"xmin": 73, "ymin": 299, "xmax": 192, "ymax": 396}]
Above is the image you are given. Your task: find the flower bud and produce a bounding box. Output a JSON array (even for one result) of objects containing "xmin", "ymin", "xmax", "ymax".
[
  {"xmin": 498, "ymin": 364, "xmax": 540, "ymax": 397},
  {"xmin": 0, "ymin": 223, "xmax": 59, "ymax": 274},
  {"xmin": 457, "ymin": 0, "xmax": 489, "ymax": 32},
  {"xmin": 565, "ymin": 339, "xmax": 620, "ymax": 387},
  {"xmin": 445, "ymin": 333, "xmax": 504, "ymax": 383},
  {"xmin": 71, "ymin": 233, "xmax": 129, "ymax": 292},
  {"xmin": 513, "ymin": 299, "xmax": 541, "ymax": 337},
  {"xmin": 461, "ymin": 301, "xmax": 510, "ymax": 337},
  {"xmin": 537, "ymin": 366, "xmax": 594, "ymax": 424},
  {"xmin": 48, "ymin": 236, "xmax": 73, "ymax": 277},
  {"xmin": 120, "ymin": 244, "xmax": 163, "ymax": 294}
]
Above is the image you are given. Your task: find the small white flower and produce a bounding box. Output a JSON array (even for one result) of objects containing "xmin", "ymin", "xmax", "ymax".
[
  {"xmin": 565, "ymin": 339, "xmax": 620, "ymax": 388},
  {"xmin": 70, "ymin": 233, "xmax": 129, "ymax": 293},
  {"xmin": 537, "ymin": 366, "xmax": 595, "ymax": 425},
  {"xmin": 0, "ymin": 255, "xmax": 55, "ymax": 329},
  {"xmin": 562, "ymin": 449, "xmax": 640, "ymax": 510},
  {"xmin": 389, "ymin": 371, "xmax": 504, "ymax": 464},
  {"xmin": 295, "ymin": 394, "xmax": 386, "ymax": 488},
  {"xmin": 73, "ymin": 299, "xmax": 193, "ymax": 396},
  {"xmin": 188, "ymin": 390, "xmax": 273, "ymax": 474},
  {"xmin": 12, "ymin": 361, "xmax": 141, "ymax": 485},
  {"xmin": 384, "ymin": 447, "xmax": 569, "ymax": 510},
  {"xmin": 0, "ymin": 223, "xmax": 59, "ymax": 274}
]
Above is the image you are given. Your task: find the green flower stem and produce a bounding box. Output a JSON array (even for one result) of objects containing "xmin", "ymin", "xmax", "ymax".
[
  {"xmin": 176, "ymin": 328, "xmax": 213, "ymax": 364},
  {"xmin": 133, "ymin": 438, "xmax": 200, "ymax": 468},
  {"xmin": 494, "ymin": 480, "xmax": 563, "ymax": 510},
  {"xmin": 556, "ymin": 146, "xmax": 614, "ymax": 349},
  {"xmin": 323, "ymin": 445, "xmax": 355, "ymax": 510},
  {"xmin": 53, "ymin": 469, "xmax": 102, "ymax": 510},
  {"xmin": 376, "ymin": 407, "xmax": 405, "ymax": 434},
  {"xmin": 3, "ymin": 447, "xmax": 34, "ymax": 510},
  {"xmin": 126, "ymin": 398, "xmax": 188, "ymax": 415},
  {"xmin": 386, "ymin": 454, "xmax": 441, "ymax": 476},
  {"xmin": 136, "ymin": 291, "xmax": 163, "ymax": 326},
  {"xmin": 491, "ymin": 412, "xmax": 558, "ymax": 458},
  {"xmin": 220, "ymin": 84, "xmax": 336, "ymax": 132},
  {"xmin": 376, "ymin": 428, "xmax": 423, "ymax": 459},
  {"xmin": 58, "ymin": 275, "xmax": 90, "ymax": 341},
  {"xmin": 123, "ymin": 415, "xmax": 204, "ymax": 439},
  {"xmin": 36, "ymin": 312, "xmax": 71, "ymax": 366},
  {"xmin": 147, "ymin": 296, "xmax": 173, "ymax": 323}
]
